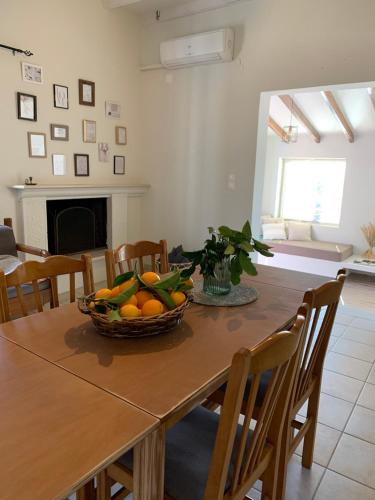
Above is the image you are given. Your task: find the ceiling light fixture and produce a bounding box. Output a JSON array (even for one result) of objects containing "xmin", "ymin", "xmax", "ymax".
[{"xmin": 282, "ymin": 96, "xmax": 298, "ymax": 143}]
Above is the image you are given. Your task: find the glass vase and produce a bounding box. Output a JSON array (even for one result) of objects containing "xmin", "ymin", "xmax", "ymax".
[{"xmin": 203, "ymin": 259, "xmax": 231, "ymax": 295}]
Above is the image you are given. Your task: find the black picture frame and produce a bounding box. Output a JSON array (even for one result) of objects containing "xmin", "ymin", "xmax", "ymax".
[
  {"xmin": 53, "ymin": 84, "xmax": 69, "ymax": 109},
  {"xmin": 78, "ymin": 79, "xmax": 95, "ymax": 106},
  {"xmin": 17, "ymin": 92, "xmax": 37, "ymax": 121},
  {"xmin": 113, "ymin": 155, "xmax": 125, "ymax": 175},
  {"xmin": 74, "ymin": 154, "xmax": 90, "ymax": 176}
]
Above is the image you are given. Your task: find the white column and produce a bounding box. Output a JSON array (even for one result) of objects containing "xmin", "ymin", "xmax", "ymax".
[{"xmin": 20, "ymin": 196, "xmax": 48, "ymax": 250}]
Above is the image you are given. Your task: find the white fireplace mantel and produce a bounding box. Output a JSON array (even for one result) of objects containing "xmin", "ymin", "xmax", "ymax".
[
  {"xmin": 10, "ymin": 184, "xmax": 150, "ymax": 199},
  {"xmin": 9, "ymin": 184, "xmax": 150, "ymax": 251}
]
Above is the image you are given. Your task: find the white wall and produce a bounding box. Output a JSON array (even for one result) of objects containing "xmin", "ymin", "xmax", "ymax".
[
  {"xmin": 0, "ymin": 0, "xmax": 144, "ymax": 240},
  {"xmin": 139, "ymin": 0, "xmax": 375, "ymax": 250},
  {"xmin": 263, "ymin": 133, "xmax": 375, "ymax": 253}
]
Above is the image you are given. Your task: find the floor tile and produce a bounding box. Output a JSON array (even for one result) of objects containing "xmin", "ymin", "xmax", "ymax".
[
  {"xmin": 332, "ymin": 338, "xmax": 375, "ymax": 363},
  {"xmin": 368, "ymin": 365, "xmax": 375, "ymax": 384},
  {"xmin": 295, "ymin": 423, "xmax": 341, "ymax": 467},
  {"xmin": 330, "ymin": 323, "xmax": 346, "ymax": 337},
  {"xmin": 329, "ymin": 434, "xmax": 375, "ymax": 488},
  {"xmin": 324, "ymin": 352, "xmax": 372, "ymax": 381},
  {"xmin": 321, "ymin": 370, "xmax": 364, "ymax": 403},
  {"xmin": 327, "ymin": 336, "xmax": 337, "ymax": 351},
  {"xmin": 344, "ymin": 326, "xmax": 375, "ymax": 347},
  {"xmin": 334, "ymin": 312, "xmax": 355, "ymax": 325},
  {"xmin": 345, "ymin": 405, "xmax": 375, "ymax": 444},
  {"xmin": 314, "ymin": 470, "xmax": 375, "ymax": 500},
  {"xmin": 285, "ymin": 455, "xmax": 325, "ymax": 500},
  {"xmin": 298, "ymin": 393, "xmax": 353, "ymax": 431},
  {"xmin": 351, "ymin": 317, "xmax": 375, "ymax": 333},
  {"xmin": 358, "ymin": 382, "xmax": 375, "ymax": 411}
]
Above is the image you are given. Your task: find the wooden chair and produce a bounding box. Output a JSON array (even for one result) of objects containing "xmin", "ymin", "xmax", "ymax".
[
  {"xmin": 105, "ymin": 240, "xmax": 168, "ymax": 287},
  {"xmin": 208, "ymin": 269, "xmax": 347, "ymax": 498},
  {"xmin": 0, "ymin": 254, "xmax": 94, "ymax": 323},
  {"xmin": 0, "ymin": 218, "xmax": 51, "ymax": 318},
  {"xmin": 96, "ymin": 309, "xmax": 308, "ymax": 500}
]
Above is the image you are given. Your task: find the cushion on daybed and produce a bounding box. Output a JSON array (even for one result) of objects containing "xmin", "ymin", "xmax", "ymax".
[
  {"xmin": 0, "ymin": 226, "xmax": 17, "ymax": 257},
  {"xmin": 264, "ymin": 240, "xmax": 353, "ymax": 262}
]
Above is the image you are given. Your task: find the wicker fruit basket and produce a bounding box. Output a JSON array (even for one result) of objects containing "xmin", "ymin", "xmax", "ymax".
[{"xmin": 78, "ymin": 293, "xmax": 191, "ymax": 338}]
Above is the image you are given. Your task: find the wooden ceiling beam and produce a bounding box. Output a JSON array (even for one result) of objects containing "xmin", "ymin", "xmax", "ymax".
[
  {"xmin": 278, "ymin": 95, "xmax": 321, "ymax": 143},
  {"xmin": 322, "ymin": 90, "xmax": 354, "ymax": 143},
  {"xmin": 268, "ymin": 116, "xmax": 285, "ymax": 141}
]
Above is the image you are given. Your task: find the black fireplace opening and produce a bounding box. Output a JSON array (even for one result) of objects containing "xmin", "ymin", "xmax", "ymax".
[{"xmin": 47, "ymin": 198, "xmax": 107, "ymax": 255}]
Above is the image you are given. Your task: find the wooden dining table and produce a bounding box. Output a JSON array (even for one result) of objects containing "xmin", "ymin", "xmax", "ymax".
[
  {"xmin": 0, "ymin": 335, "xmax": 159, "ymax": 500},
  {"xmin": 0, "ymin": 264, "xmax": 327, "ymax": 498}
]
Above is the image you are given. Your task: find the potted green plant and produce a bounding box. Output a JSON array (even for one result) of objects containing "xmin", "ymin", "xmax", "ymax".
[{"xmin": 182, "ymin": 221, "xmax": 273, "ymax": 295}]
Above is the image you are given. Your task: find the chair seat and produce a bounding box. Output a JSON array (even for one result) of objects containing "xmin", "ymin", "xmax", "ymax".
[
  {"xmin": 219, "ymin": 369, "xmax": 273, "ymax": 407},
  {"xmin": 7, "ymin": 278, "xmax": 50, "ymax": 299},
  {"xmin": 119, "ymin": 406, "xmax": 251, "ymax": 500},
  {"xmin": 0, "ymin": 255, "xmax": 20, "ymax": 274}
]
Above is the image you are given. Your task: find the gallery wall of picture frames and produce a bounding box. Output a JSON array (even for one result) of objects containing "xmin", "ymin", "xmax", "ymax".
[{"xmin": 16, "ymin": 61, "xmax": 128, "ymax": 180}]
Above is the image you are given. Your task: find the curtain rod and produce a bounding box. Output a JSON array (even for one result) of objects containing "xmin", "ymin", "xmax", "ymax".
[{"xmin": 0, "ymin": 43, "xmax": 33, "ymax": 57}]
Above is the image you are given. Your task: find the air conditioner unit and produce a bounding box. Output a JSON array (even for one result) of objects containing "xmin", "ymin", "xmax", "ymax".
[{"xmin": 160, "ymin": 28, "xmax": 234, "ymax": 69}]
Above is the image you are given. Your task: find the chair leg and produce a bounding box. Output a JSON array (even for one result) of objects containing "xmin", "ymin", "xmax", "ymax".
[
  {"xmin": 261, "ymin": 450, "xmax": 279, "ymax": 500},
  {"xmin": 302, "ymin": 386, "xmax": 320, "ymax": 469},
  {"xmin": 274, "ymin": 420, "xmax": 290, "ymax": 500},
  {"xmin": 97, "ymin": 470, "xmax": 111, "ymax": 500}
]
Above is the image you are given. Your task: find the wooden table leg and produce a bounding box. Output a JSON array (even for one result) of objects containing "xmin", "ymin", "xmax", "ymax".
[
  {"xmin": 76, "ymin": 478, "xmax": 96, "ymax": 500},
  {"xmin": 133, "ymin": 426, "xmax": 165, "ymax": 500}
]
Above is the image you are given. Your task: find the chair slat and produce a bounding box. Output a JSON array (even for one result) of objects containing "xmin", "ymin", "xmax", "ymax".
[
  {"xmin": 69, "ymin": 273, "xmax": 76, "ymax": 302},
  {"xmin": 31, "ymin": 280, "xmax": 43, "ymax": 312}
]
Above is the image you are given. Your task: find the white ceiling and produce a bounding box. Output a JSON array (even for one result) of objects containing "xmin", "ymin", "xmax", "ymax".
[
  {"xmin": 103, "ymin": 0, "xmax": 246, "ymax": 20},
  {"xmin": 269, "ymin": 87, "xmax": 375, "ymax": 137}
]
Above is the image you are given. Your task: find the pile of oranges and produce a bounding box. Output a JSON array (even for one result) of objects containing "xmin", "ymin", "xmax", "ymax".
[{"xmin": 92, "ymin": 271, "xmax": 191, "ymax": 319}]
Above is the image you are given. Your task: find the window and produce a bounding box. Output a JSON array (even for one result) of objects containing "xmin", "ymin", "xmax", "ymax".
[{"xmin": 278, "ymin": 158, "xmax": 346, "ymax": 225}]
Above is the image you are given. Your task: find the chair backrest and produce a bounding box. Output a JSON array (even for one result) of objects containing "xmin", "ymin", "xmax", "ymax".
[
  {"xmin": 0, "ymin": 254, "xmax": 94, "ymax": 322},
  {"xmin": 293, "ymin": 269, "xmax": 347, "ymax": 408},
  {"xmin": 204, "ymin": 310, "xmax": 308, "ymax": 499},
  {"xmin": 0, "ymin": 221, "xmax": 17, "ymax": 257},
  {"xmin": 105, "ymin": 240, "xmax": 168, "ymax": 287}
]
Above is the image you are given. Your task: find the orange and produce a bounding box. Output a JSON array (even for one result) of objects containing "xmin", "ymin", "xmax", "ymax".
[
  {"xmin": 88, "ymin": 301, "xmax": 96, "ymax": 310},
  {"xmin": 136, "ymin": 290, "xmax": 154, "ymax": 308},
  {"xmin": 121, "ymin": 295, "xmax": 138, "ymax": 307},
  {"xmin": 170, "ymin": 291, "xmax": 186, "ymax": 306},
  {"xmin": 110, "ymin": 286, "xmax": 121, "ymax": 298},
  {"xmin": 119, "ymin": 278, "xmax": 136, "ymax": 292},
  {"xmin": 95, "ymin": 288, "xmax": 112, "ymax": 300},
  {"xmin": 141, "ymin": 299, "xmax": 164, "ymax": 317},
  {"xmin": 141, "ymin": 271, "xmax": 160, "ymax": 286},
  {"xmin": 119, "ymin": 304, "xmax": 141, "ymax": 318},
  {"xmin": 184, "ymin": 277, "xmax": 194, "ymax": 288},
  {"xmin": 161, "ymin": 303, "xmax": 168, "ymax": 313}
]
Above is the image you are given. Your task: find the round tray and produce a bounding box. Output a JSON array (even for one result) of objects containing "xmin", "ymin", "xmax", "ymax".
[
  {"xmin": 77, "ymin": 293, "xmax": 191, "ymax": 338},
  {"xmin": 192, "ymin": 281, "xmax": 259, "ymax": 307}
]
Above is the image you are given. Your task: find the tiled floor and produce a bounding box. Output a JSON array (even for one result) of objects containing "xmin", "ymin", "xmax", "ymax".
[{"xmin": 250, "ymin": 301, "xmax": 375, "ymax": 500}]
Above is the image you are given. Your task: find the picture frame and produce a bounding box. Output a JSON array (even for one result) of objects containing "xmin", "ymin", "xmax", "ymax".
[
  {"xmin": 105, "ymin": 101, "xmax": 121, "ymax": 118},
  {"xmin": 52, "ymin": 154, "xmax": 66, "ymax": 176},
  {"xmin": 74, "ymin": 154, "xmax": 89, "ymax": 176},
  {"xmin": 53, "ymin": 84, "xmax": 69, "ymax": 109},
  {"xmin": 78, "ymin": 79, "xmax": 95, "ymax": 106},
  {"xmin": 114, "ymin": 155, "xmax": 125, "ymax": 175},
  {"xmin": 21, "ymin": 62, "xmax": 43, "ymax": 84},
  {"xmin": 50, "ymin": 123, "xmax": 69, "ymax": 141},
  {"xmin": 17, "ymin": 92, "xmax": 37, "ymax": 121},
  {"xmin": 115, "ymin": 126, "xmax": 127, "ymax": 145},
  {"xmin": 28, "ymin": 132, "xmax": 47, "ymax": 158},
  {"xmin": 82, "ymin": 119, "xmax": 96, "ymax": 143},
  {"xmin": 98, "ymin": 142, "xmax": 110, "ymax": 162}
]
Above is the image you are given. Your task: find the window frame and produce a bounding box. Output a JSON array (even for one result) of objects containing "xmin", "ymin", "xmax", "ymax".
[{"xmin": 276, "ymin": 157, "xmax": 346, "ymax": 226}]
